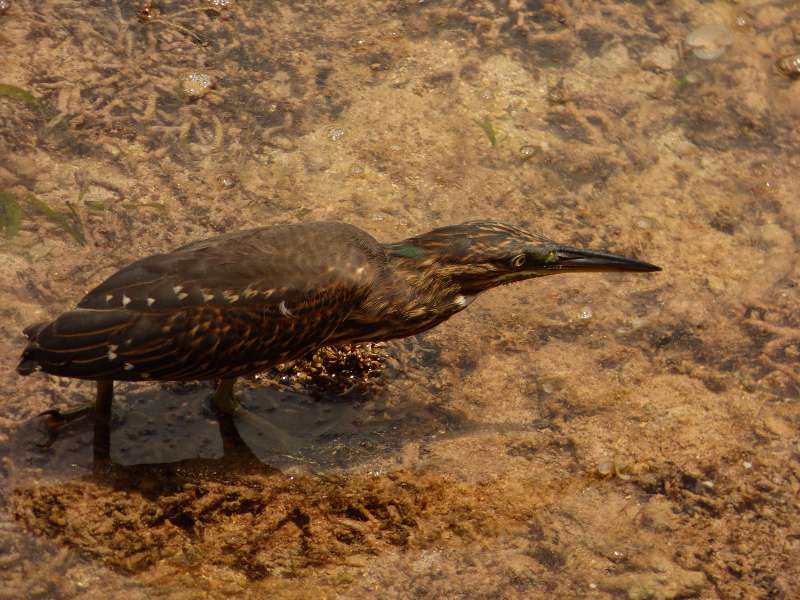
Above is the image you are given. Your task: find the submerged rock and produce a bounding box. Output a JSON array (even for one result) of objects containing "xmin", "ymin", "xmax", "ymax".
[
  {"xmin": 776, "ymin": 53, "xmax": 800, "ymax": 78},
  {"xmin": 519, "ymin": 144, "xmax": 537, "ymax": 161},
  {"xmin": 181, "ymin": 72, "xmax": 213, "ymax": 99},
  {"xmin": 600, "ymin": 550, "xmax": 707, "ymax": 599},
  {"xmin": 685, "ymin": 24, "xmax": 733, "ymax": 61},
  {"xmin": 643, "ymin": 46, "xmax": 678, "ymax": 71}
]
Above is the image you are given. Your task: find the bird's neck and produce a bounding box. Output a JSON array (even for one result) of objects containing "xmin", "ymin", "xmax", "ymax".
[
  {"xmin": 384, "ymin": 241, "xmax": 467, "ymax": 293},
  {"xmin": 395, "ymin": 264, "xmax": 455, "ymax": 304},
  {"xmin": 326, "ymin": 246, "xmax": 475, "ymax": 346},
  {"xmin": 383, "ymin": 249, "xmax": 479, "ymax": 318}
]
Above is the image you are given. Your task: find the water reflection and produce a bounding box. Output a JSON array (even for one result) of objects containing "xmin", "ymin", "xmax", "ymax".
[{"xmin": 12, "ymin": 372, "xmax": 460, "ymax": 475}]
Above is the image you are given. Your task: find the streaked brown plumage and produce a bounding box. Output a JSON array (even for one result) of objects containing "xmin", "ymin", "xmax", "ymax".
[
  {"xmin": 17, "ymin": 220, "xmax": 660, "ymax": 464},
  {"xmin": 19, "ymin": 223, "xmax": 380, "ymax": 382}
]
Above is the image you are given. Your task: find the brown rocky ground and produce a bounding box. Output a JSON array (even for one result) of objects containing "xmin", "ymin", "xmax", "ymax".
[{"xmin": 1, "ymin": 0, "xmax": 798, "ymax": 598}]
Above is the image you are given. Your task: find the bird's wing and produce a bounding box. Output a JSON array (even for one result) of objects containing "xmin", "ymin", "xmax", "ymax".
[{"xmin": 19, "ymin": 222, "xmax": 384, "ymax": 380}]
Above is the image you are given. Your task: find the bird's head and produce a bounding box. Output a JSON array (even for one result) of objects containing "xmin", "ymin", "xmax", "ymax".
[{"xmin": 386, "ymin": 220, "xmax": 660, "ymax": 295}]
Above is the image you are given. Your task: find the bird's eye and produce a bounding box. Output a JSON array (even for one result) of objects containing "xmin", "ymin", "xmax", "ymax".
[{"xmin": 511, "ymin": 254, "xmax": 526, "ymax": 268}]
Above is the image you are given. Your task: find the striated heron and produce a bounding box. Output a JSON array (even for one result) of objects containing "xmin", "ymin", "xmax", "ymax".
[{"xmin": 17, "ymin": 220, "xmax": 660, "ymax": 464}]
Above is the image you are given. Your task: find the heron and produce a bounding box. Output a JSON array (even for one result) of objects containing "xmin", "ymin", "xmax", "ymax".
[{"xmin": 17, "ymin": 220, "xmax": 660, "ymax": 464}]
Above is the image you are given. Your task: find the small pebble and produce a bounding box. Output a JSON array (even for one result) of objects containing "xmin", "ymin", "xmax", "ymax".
[
  {"xmin": 685, "ymin": 24, "xmax": 733, "ymax": 60},
  {"xmin": 578, "ymin": 306, "xmax": 593, "ymax": 321},
  {"xmin": 776, "ymin": 53, "xmax": 800, "ymax": 78},
  {"xmin": 218, "ymin": 174, "xmax": 236, "ymax": 189},
  {"xmin": 596, "ymin": 461, "xmax": 613, "ymax": 476},
  {"xmin": 519, "ymin": 145, "xmax": 537, "ymax": 161},
  {"xmin": 743, "ymin": 461, "xmax": 753, "ymax": 469},
  {"xmin": 328, "ymin": 128, "xmax": 345, "ymax": 141},
  {"xmin": 628, "ymin": 317, "xmax": 647, "ymax": 331},
  {"xmin": 181, "ymin": 72, "xmax": 213, "ymax": 99},
  {"xmin": 684, "ymin": 72, "xmax": 702, "ymax": 85}
]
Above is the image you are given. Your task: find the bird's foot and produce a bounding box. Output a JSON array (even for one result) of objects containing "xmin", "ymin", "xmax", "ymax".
[{"xmin": 37, "ymin": 404, "xmax": 95, "ymax": 447}]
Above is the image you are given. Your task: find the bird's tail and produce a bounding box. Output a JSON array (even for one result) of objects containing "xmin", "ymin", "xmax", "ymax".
[
  {"xmin": 17, "ymin": 320, "xmax": 51, "ymax": 375},
  {"xmin": 17, "ymin": 310, "xmax": 134, "ymax": 378}
]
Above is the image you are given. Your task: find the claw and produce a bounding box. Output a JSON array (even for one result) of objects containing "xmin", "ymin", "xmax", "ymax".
[
  {"xmin": 37, "ymin": 412, "xmax": 67, "ymax": 448},
  {"xmin": 36, "ymin": 404, "xmax": 94, "ymax": 447}
]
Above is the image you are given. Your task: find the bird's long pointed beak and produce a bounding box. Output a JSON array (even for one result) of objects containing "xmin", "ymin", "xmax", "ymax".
[{"xmin": 551, "ymin": 246, "xmax": 661, "ymax": 273}]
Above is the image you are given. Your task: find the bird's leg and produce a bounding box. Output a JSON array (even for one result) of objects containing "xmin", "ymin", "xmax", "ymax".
[
  {"xmin": 215, "ymin": 407, "xmax": 258, "ymax": 460},
  {"xmin": 93, "ymin": 379, "xmax": 113, "ymax": 468},
  {"xmin": 212, "ymin": 377, "xmax": 239, "ymax": 415},
  {"xmin": 211, "ymin": 377, "xmax": 303, "ymax": 456},
  {"xmin": 37, "ymin": 382, "xmax": 110, "ymax": 447}
]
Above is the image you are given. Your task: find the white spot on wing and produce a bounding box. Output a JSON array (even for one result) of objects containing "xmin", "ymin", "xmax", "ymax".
[
  {"xmin": 355, "ymin": 266, "xmax": 365, "ymax": 275},
  {"xmin": 108, "ymin": 344, "xmax": 118, "ymax": 360},
  {"xmin": 105, "ymin": 294, "xmax": 113, "ymax": 303},
  {"xmin": 124, "ymin": 362, "xmax": 134, "ymax": 370},
  {"xmin": 454, "ymin": 294, "xmax": 475, "ymax": 308},
  {"xmin": 279, "ymin": 301, "xmax": 294, "ymax": 318},
  {"xmin": 122, "ymin": 294, "xmax": 131, "ymax": 307},
  {"xmin": 147, "ymin": 297, "xmax": 155, "ymax": 306},
  {"xmin": 177, "ymin": 292, "xmax": 188, "ymax": 301},
  {"xmin": 173, "ymin": 285, "xmax": 183, "ymax": 294},
  {"xmin": 202, "ymin": 291, "xmax": 215, "ymax": 302}
]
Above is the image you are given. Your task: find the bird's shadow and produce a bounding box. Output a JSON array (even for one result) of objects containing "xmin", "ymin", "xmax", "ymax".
[{"xmin": 11, "ymin": 381, "xmax": 482, "ymax": 484}]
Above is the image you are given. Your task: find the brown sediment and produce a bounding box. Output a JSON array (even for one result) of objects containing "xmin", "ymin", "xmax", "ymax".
[
  {"xmin": 9, "ymin": 466, "xmax": 574, "ymax": 579},
  {"xmin": 1, "ymin": 0, "xmax": 799, "ymax": 598}
]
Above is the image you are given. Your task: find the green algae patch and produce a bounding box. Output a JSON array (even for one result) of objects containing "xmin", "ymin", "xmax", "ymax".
[
  {"xmin": 0, "ymin": 191, "xmax": 23, "ymax": 238},
  {"xmin": 475, "ymin": 115, "xmax": 498, "ymax": 147},
  {"xmin": 0, "ymin": 83, "xmax": 38, "ymax": 107},
  {"xmin": 24, "ymin": 194, "xmax": 86, "ymax": 245}
]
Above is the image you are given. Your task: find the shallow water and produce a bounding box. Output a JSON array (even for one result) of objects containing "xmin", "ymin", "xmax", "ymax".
[{"xmin": 2, "ymin": 0, "xmax": 799, "ymax": 598}]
